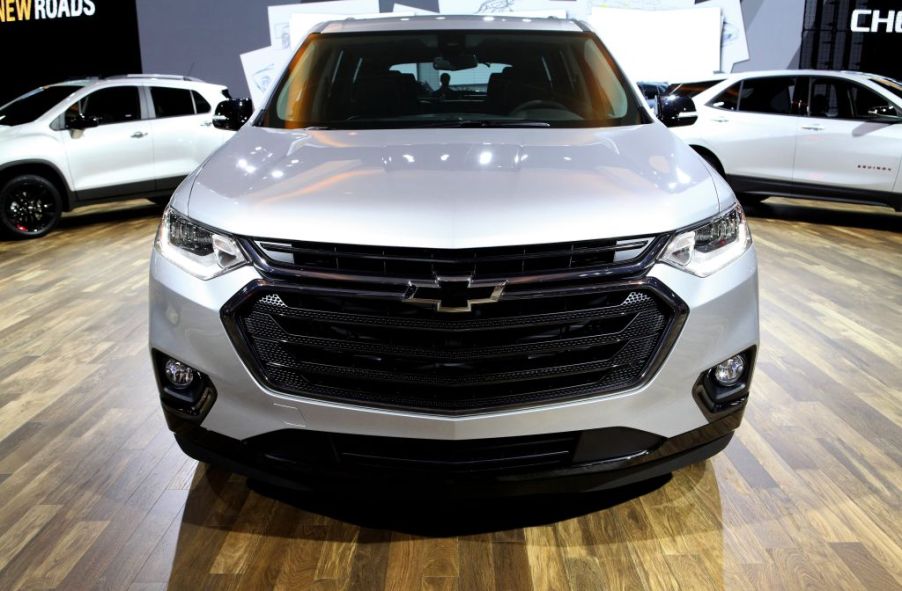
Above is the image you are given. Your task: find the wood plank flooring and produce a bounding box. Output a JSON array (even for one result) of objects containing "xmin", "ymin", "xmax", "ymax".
[{"xmin": 0, "ymin": 198, "xmax": 899, "ymax": 590}]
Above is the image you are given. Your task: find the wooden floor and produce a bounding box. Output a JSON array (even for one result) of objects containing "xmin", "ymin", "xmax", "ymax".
[{"xmin": 0, "ymin": 198, "xmax": 899, "ymax": 590}]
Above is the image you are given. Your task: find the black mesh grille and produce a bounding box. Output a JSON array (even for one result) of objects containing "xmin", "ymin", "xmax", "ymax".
[{"xmin": 227, "ymin": 269, "xmax": 679, "ymax": 413}]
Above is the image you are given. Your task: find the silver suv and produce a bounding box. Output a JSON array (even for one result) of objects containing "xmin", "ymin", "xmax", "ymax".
[{"xmin": 149, "ymin": 16, "xmax": 759, "ymax": 495}]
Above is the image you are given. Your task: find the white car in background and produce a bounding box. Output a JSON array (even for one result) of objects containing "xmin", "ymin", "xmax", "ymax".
[
  {"xmin": 0, "ymin": 75, "xmax": 238, "ymax": 238},
  {"xmin": 658, "ymin": 70, "xmax": 902, "ymax": 211}
]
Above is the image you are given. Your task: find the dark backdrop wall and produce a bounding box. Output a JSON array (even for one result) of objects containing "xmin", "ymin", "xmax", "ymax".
[
  {"xmin": 135, "ymin": 0, "xmax": 809, "ymax": 100},
  {"xmin": 801, "ymin": 0, "xmax": 902, "ymax": 81},
  {"xmin": 135, "ymin": 0, "xmax": 270, "ymax": 99},
  {"xmin": 731, "ymin": 0, "xmax": 804, "ymax": 73},
  {"xmin": 5, "ymin": 1, "xmax": 901, "ymax": 106},
  {"xmin": 0, "ymin": 1, "xmax": 142, "ymax": 104},
  {"xmin": 135, "ymin": 0, "xmax": 436, "ymax": 99}
]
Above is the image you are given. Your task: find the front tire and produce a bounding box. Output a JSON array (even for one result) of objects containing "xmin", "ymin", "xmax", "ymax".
[{"xmin": 0, "ymin": 174, "xmax": 63, "ymax": 239}]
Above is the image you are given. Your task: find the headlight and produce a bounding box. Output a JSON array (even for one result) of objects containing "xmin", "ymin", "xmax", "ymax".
[
  {"xmin": 660, "ymin": 203, "xmax": 751, "ymax": 277},
  {"xmin": 155, "ymin": 208, "xmax": 247, "ymax": 280}
]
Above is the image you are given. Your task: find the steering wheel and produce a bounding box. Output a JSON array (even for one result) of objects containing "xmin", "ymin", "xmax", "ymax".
[{"xmin": 510, "ymin": 99, "xmax": 570, "ymax": 115}]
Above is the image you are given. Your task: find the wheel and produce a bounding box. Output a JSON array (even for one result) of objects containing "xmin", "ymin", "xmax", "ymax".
[
  {"xmin": 694, "ymin": 148, "xmax": 725, "ymax": 176},
  {"xmin": 693, "ymin": 148, "xmax": 767, "ymax": 207},
  {"xmin": 0, "ymin": 174, "xmax": 63, "ymax": 239}
]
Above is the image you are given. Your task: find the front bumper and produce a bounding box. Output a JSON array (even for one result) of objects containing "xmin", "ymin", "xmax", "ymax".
[
  {"xmin": 149, "ymin": 245, "xmax": 758, "ymax": 489},
  {"xmin": 173, "ymin": 412, "xmax": 741, "ymax": 497}
]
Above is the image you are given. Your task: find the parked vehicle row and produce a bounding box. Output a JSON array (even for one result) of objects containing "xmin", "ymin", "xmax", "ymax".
[{"xmin": 2, "ymin": 67, "xmax": 898, "ymax": 241}]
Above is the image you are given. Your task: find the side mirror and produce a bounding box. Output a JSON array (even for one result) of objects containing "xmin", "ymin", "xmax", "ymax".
[
  {"xmin": 866, "ymin": 105, "xmax": 902, "ymax": 124},
  {"xmin": 656, "ymin": 95, "xmax": 698, "ymax": 127},
  {"xmin": 213, "ymin": 98, "xmax": 254, "ymax": 131},
  {"xmin": 66, "ymin": 113, "xmax": 100, "ymax": 130},
  {"xmin": 868, "ymin": 105, "xmax": 895, "ymax": 117}
]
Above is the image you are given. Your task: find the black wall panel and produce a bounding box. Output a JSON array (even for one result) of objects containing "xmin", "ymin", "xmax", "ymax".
[
  {"xmin": 134, "ymin": 0, "xmax": 441, "ymax": 101},
  {"xmin": 0, "ymin": 0, "xmax": 142, "ymax": 104},
  {"xmin": 801, "ymin": 0, "xmax": 902, "ymax": 80}
]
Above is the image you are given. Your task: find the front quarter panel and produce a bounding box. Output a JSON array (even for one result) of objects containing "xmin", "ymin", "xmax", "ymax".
[
  {"xmin": 0, "ymin": 125, "xmax": 72, "ymax": 191},
  {"xmin": 168, "ymin": 166, "xmax": 203, "ymax": 213}
]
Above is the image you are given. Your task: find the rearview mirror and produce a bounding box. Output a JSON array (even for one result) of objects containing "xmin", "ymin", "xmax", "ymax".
[
  {"xmin": 66, "ymin": 113, "xmax": 100, "ymax": 130},
  {"xmin": 213, "ymin": 98, "xmax": 254, "ymax": 131},
  {"xmin": 656, "ymin": 95, "xmax": 698, "ymax": 127},
  {"xmin": 433, "ymin": 54, "xmax": 478, "ymax": 71}
]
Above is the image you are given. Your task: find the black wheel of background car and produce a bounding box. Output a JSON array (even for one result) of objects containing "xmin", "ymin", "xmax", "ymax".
[
  {"xmin": 693, "ymin": 147, "xmax": 725, "ymax": 176},
  {"xmin": 0, "ymin": 175, "xmax": 63, "ymax": 239},
  {"xmin": 692, "ymin": 147, "xmax": 766, "ymax": 207}
]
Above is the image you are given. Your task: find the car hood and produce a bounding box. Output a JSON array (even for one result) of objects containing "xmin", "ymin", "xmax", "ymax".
[{"xmin": 185, "ymin": 124, "xmax": 721, "ymax": 248}]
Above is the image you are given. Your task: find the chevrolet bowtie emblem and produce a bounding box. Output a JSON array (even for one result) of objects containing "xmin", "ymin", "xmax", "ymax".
[{"xmin": 403, "ymin": 276, "xmax": 506, "ymax": 313}]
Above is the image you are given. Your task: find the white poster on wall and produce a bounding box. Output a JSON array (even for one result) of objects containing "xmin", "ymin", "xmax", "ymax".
[
  {"xmin": 586, "ymin": 6, "xmax": 722, "ymax": 82},
  {"xmin": 395, "ymin": 3, "xmax": 437, "ymax": 13},
  {"xmin": 592, "ymin": 0, "xmax": 692, "ymax": 9},
  {"xmin": 702, "ymin": 0, "xmax": 749, "ymax": 71},
  {"xmin": 240, "ymin": 46, "xmax": 292, "ymax": 106},
  {"xmin": 288, "ymin": 13, "xmax": 343, "ymax": 49},
  {"xmin": 288, "ymin": 7, "xmax": 438, "ymax": 48},
  {"xmin": 591, "ymin": 0, "xmax": 749, "ymax": 73},
  {"xmin": 437, "ymin": 0, "xmax": 589, "ymax": 18},
  {"xmin": 268, "ymin": 1, "xmax": 380, "ymax": 49}
]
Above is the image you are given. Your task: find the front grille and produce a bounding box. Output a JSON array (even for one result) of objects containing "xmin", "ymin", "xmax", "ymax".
[
  {"xmin": 223, "ymin": 237, "xmax": 682, "ymax": 414},
  {"xmin": 224, "ymin": 236, "xmax": 683, "ymax": 414}
]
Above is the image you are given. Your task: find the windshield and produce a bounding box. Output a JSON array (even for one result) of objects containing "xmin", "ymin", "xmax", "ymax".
[
  {"xmin": 869, "ymin": 76, "xmax": 902, "ymax": 102},
  {"xmin": 0, "ymin": 85, "xmax": 84, "ymax": 126},
  {"xmin": 259, "ymin": 30, "xmax": 648, "ymax": 129}
]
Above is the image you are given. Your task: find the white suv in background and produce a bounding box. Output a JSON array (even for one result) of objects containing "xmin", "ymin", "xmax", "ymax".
[
  {"xmin": 660, "ymin": 70, "xmax": 902, "ymax": 211},
  {"xmin": 0, "ymin": 75, "xmax": 236, "ymax": 238}
]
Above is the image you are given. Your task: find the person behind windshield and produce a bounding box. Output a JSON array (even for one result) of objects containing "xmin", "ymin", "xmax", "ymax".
[{"xmin": 432, "ymin": 73, "xmax": 459, "ymax": 99}]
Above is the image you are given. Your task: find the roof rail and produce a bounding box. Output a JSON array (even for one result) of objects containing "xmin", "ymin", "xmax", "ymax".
[{"xmin": 104, "ymin": 74, "xmax": 205, "ymax": 82}]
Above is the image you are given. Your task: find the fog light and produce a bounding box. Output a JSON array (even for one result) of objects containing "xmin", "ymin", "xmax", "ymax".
[
  {"xmin": 714, "ymin": 355, "xmax": 745, "ymax": 386},
  {"xmin": 164, "ymin": 358, "xmax": 195, "ymax": 388}
]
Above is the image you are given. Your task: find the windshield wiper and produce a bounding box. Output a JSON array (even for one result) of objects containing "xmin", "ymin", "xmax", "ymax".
[{"xmin": 283, "ymin": 120, "xmax": 553, "ymax": 130}]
